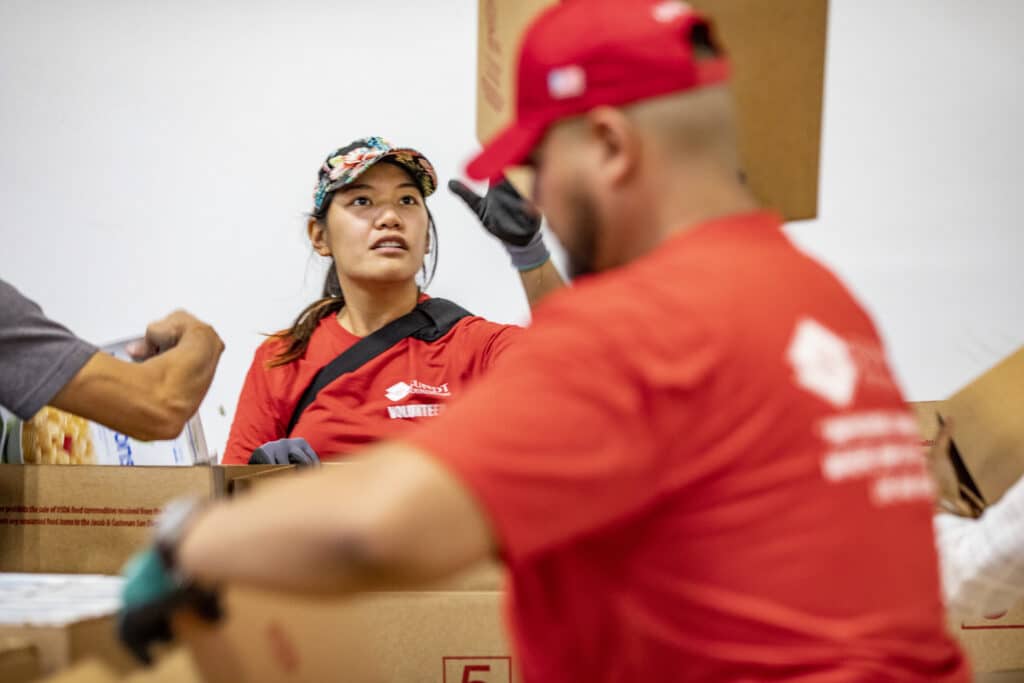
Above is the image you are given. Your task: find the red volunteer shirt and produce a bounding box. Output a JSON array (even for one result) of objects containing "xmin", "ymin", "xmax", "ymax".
[
  {"xmin": 222, "ymin": 308, "xmax": 521, "ymax": 464},
  {"xmin": 409, "ymin": 212, "xmax": 968, "ymax": 683}
]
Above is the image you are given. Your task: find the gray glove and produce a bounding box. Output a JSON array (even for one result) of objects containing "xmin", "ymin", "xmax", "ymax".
[
  {"xmin": 248, "ymin": 437, "xmax": 321, "ymax": 467},
  {"xmin": 448, "ymin": 178, "xmax": 550, "ymax": 271}
]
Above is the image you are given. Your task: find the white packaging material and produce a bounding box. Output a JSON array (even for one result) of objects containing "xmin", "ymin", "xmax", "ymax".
[{"xmin": 0, "ymin": 573, "xmax": 123, "ymax": 627}]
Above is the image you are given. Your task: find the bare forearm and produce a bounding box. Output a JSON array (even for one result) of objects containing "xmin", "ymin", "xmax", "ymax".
[
  {"xmin": 52, "ymin": 321, "xmax": 222, "ymax": 441},
  {"xmin": 176, "ymin": 446, "xmax": 494, "ymax": 596},
  {"xmin": 519, "ymin": 259, "xmax": 566, "ymax": 309},
  {"xmin": 178, "ymin": 474, "xmax": 385, "ymax": 596}
]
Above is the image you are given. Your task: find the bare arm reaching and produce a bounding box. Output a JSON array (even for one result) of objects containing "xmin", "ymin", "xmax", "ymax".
[
  {"xmin": 449, "ymin": 178, "xmax": 566, "ymax": 309},
  {"xmin": 52, "ymin": 310, "xmax": 224, "ymax": 441},
  {"xmin": 176, "ymin": 442, "xmax": 494, "ymax": 594}
]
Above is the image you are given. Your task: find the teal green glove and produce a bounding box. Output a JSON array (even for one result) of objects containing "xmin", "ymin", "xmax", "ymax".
[
  {"xmin": 122, "ymin": 546, "xmax": 178, "ymax": 608},
  {"xmin": 118, "ymin": 547, "xmax": 221, "ymax": 665}
]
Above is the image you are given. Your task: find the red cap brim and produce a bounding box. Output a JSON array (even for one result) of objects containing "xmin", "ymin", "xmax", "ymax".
[{"xmin": 465, "ymin": 121, "xmax": 545, "ymax": 182}]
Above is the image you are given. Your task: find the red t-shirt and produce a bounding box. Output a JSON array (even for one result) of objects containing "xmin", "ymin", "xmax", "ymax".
[
  {"xmin": 409, "ymin": 212, "xmax": 968, "ymax": 683},
  {"xmin": 222, "ymin": 307, "xmax": 521, "ymax": 464}
]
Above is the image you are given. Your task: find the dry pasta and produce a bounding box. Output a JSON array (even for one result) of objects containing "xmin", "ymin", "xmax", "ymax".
[{"xmin": 21, "ymin": 406, "xmax": 96, "ymax": 465}]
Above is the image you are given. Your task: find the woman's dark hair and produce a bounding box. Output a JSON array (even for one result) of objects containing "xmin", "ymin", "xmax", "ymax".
[{"xmin": 268, "ymin": 160, "xmax": 439, "ymax": 367}]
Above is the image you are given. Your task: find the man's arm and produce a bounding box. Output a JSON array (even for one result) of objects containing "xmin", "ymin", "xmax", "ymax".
[
  {"xmin": 176, "ymin": 443, "xmax": 494, "ymax": 595},
  {"xmin": 449, "ymin": 179, "xmax": 566, "ymax": 310},
  {"xmin": 518, "ymin": 259, "xmax": 566, "ymax": 309},
  {"xmin": 51, "ymin": 311, "xmax": 224, "ymax": 442}
]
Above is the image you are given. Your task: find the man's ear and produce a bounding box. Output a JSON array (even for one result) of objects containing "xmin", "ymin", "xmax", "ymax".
[
  {"xmin": 308, "ymin": 218, "xmax": 331, "ymax": 257},
  {"xmin": 585, "ymin": 106, "xmax": 641, "ymax": 188}
]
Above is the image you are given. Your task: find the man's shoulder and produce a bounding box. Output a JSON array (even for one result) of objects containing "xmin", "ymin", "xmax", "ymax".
[{"xmin": 0, "ymin": 278, "xmax": 44, "ymax": 320}]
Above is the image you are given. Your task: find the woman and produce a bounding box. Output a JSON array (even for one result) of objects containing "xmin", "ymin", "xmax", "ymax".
[{"xmin": 222, "ymin": 137, "xmax": 558, "ymax": 463}]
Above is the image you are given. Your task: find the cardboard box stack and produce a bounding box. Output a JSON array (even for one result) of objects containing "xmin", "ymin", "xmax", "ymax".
[
  {"xmin": 0, "ymin": 574, "xmax": 133, "ymax": 678},
  {"xmin": 0, "ymin": 636, "xmax": 42, "ymax": 683},
  {"xmin": 0, "ymin": 464, "xmax": 292, "ymax": 574},
  {"xmin": 168, "ymin": 464, "xmax": 513, "ymax": 682},
  {"xmin": 181, "ymin": 583, "xmax": 512, "ymax": 683}
]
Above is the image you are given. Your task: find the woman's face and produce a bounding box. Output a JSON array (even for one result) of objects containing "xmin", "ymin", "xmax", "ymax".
[{"xmin": 310, "ymin": 162, "xmax": 429, "ymax": 288}]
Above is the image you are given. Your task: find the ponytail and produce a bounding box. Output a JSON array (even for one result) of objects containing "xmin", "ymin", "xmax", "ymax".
[{"xmin": 267, "ymin": 264, "xmax": 344, "ymax": 367}]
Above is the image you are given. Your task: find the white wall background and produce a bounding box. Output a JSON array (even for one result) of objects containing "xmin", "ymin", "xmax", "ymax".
[{"xmin": 1, "ymin": 0, "xmax": 1021, "ymax": 458}]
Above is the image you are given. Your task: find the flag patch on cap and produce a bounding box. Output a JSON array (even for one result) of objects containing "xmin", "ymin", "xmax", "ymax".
[
  {"xmin": 652, "ymin": 0, "xmax": 691, "ymax": 23},
  {"xmin": 548, "ymin": 65, "xmax": 586, "ymax": 99}
]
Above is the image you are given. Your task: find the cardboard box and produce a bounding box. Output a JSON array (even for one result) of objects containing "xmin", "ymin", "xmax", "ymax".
[
  {"xmin": 180, "ymin": 588, "xmax": 514, "ymax": 683},
  {"xmin": 953, "ymin": 603, "xmax": 1024, "ymax": 675},
  {"xmin": 0, "ymin": 616, "xmax": 133, "ymax": 679},
  {"xmin": 911, "ymin": 347, "xmax": 1024, "ymax": 513},
  {"xmin": 0, "ymin": 464, "xmax": 292, "ymax": 573},
  {"xmin": 909, "ymin": 347, "xmax": 1024, "ymax": 675},
  {"xmin": 39, "ymin": 660, "xmax": 122, "ymax": 683},
  {"xmin": 909, "ymin": 400, "xmax": 943, "ymax": 448},
  {"xmin": 120, "ymin": 649, "xmax": 200, "ymax": 683},
  {"xmin": 0, "ymin": 637, "xmax": 42, "ymax": 683},
  {"xmin": 36, "ymin": 650, "xmax": 201, "ymax": 683},
  {"xmin": 0, "ymin": 574, "xmax": 133, "ymax": 678},
  {"xmin": 475, "ymin": 0, "xmax": 828, "ymax": 220},
  {"xmin": 940, "ymin": 347, "xmax": 1024, "ymax": 506}
]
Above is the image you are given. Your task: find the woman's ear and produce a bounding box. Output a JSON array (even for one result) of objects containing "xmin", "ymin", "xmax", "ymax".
[{"xmin": 307, "ymin": 218, "xmax": 331, "ymax": 257}]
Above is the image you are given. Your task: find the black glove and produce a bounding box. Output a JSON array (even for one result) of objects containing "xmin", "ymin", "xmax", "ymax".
[
  {"xmin": 449, "ymin": 178, "xmax": 550, "ymax": 271},
  {"xmin": 448, "ymin": 178, "xmax": 541, "ymax": 247},
  {"xmin": 248, "ymin": 437, "xmax": 321, "ymax": 466},
  {"xmin": 118, "ymin": 547, "xmax": 222, "ymax": 665}
]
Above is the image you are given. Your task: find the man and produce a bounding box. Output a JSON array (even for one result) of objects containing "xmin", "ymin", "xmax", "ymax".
[
  {"xmin": 122, "ymin": 2, "xmax": 968, "ymax": 680},
  {"xmin": 0, "ymin": 278, "xmax": 223, "ymax": 441}
]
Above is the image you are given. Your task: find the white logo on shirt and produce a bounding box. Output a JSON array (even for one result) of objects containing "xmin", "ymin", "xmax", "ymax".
[
  {"xmin": 387, "ymin": 403, "xmax": 444, "ymax": 420},
  {"xmin": 385, "ymin": 382, "xmax": 412, "ymax": 402},
  {"xmin": 786, "ymin": 318, "xmax": 858, "ymax": 408},
  {"xmin": 385, "ymin": 379, "xmax": 451, "ymax": 403}
]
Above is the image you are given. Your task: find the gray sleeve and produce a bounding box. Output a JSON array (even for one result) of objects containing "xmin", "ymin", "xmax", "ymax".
[{"xmin": 0, "ymin": 278, "xmax": 98, "ymax": 420}]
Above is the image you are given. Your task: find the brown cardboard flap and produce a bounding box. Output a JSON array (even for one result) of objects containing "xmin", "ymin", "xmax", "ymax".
[
  {"xmin": 476, "ymin": 0, "xmax": 557, "ymax": 145},
  {"xmin": 952, "ymin": 601, "xmax": 1024, "ymax": 674},
  {"xmin": 942, "ymin": 347, "xmax": 1024, "ymax": 505},
  {"xmin": 0, "ymin": 637, "xmax": 41, "ymax": 683},
  {"xmin": 910, "ymin": 401, "xmax": 943, "ymax": 445},
  {"xmin": 475, "ymin": 0, "xmax": 557, "ymax": 200},
  {"xmin": 121, "ymin": 649, "xmax": 201, "ymax": 683},
  {"xmin": 476, "ymin": 0, "xmax": 828, "ymax": 220},
  {"xmin": 38, "ymin": 660, "xmax": 121, "ymax": 683},
  {"xmin": 690, "ymin": 0, "xmax": 828, "ymax": 220},
  {"xmin": 181, "ymin": 589, "xmax": 513, "ymax": 683},
  {"xmin": 215, "ymin": 464, "xmax": 295, "ymax": 497},
  {"xmin": 0, "ymin": 616, "xmax": 134, "ymax": 678}
]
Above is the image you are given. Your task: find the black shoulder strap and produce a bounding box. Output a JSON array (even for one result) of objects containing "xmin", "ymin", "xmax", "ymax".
[{"xmin": 285, "ymin": 298, "xmax": 471, "ymax": 436}]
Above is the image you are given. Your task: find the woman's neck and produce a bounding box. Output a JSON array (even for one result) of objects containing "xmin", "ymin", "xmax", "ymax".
[{"xmin": 336, "ymin": 279, "xmax": 420, "ymax": 337}]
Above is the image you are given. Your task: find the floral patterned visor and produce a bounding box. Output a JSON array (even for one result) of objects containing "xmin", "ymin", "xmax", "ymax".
[{"xmin": 313, "ymin": 136, "xmax": 438, "ymax": 214}]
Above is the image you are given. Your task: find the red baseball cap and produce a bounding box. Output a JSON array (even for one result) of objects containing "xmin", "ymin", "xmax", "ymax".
[{"xmin": 466, "ymin": 0, "xmax": 730, "ymax": 182}]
